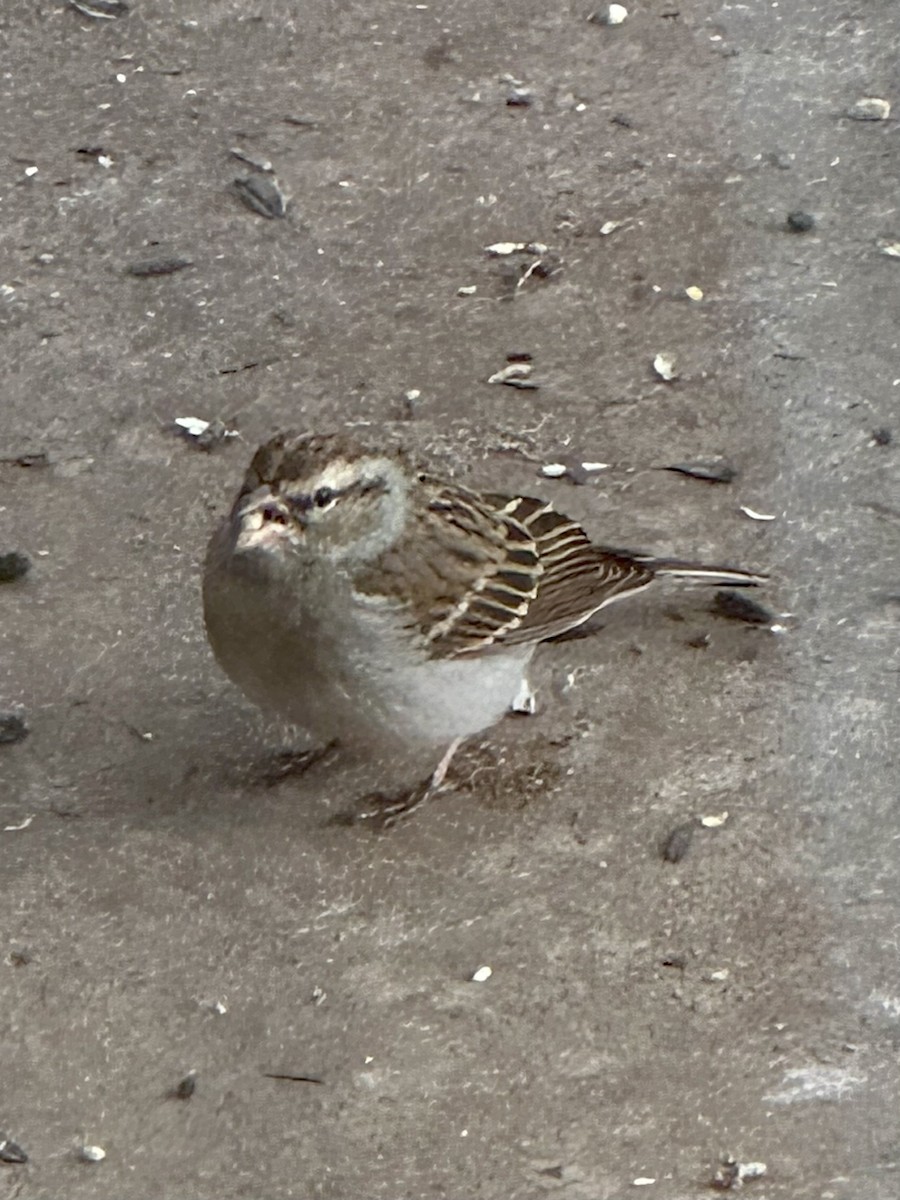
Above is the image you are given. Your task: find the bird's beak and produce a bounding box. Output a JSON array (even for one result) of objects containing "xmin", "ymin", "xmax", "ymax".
[{"xmin": 234, "ymin": 497, "xmax": 301, "ymax": 551}]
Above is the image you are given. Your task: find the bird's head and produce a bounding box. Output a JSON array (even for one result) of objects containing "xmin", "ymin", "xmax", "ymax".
[{"xmin": 227, "ymin": 431, "xmax": 410, "ymax": 566}]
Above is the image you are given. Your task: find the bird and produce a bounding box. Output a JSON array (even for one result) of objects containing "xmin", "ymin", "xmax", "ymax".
[{"xmin": 202, "ymin": 431, "xmax": 767, "ymax": 823}]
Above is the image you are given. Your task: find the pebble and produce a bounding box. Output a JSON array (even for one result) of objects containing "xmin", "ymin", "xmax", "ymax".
[
  {"xmin": 0, "ymin": 712, "xmax": 29, "ymax": 745},
  {"xmin": 0, "ymin": 551, "xmax": 31, "ymax": 582},
  {"xmin": 786, "ymin": 210, "xmax": 815, "ymax": 232},
  {"xmin": 846, "ymin": 96, "xmax": 890, "ymax": 121}
]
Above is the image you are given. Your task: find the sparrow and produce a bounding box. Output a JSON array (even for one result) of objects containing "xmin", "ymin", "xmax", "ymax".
[{"xmin": 202, "ymin": 431, "xmax": 766, "ymax": 822}]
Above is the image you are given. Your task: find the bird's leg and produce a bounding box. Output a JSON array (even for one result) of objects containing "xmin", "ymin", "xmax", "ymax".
[{"xmin": 356, "ymin": 737, "xmax": 465, "ymax": 829}]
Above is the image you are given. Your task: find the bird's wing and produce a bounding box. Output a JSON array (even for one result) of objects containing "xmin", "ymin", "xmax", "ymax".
[
  {"xmin": 476, "ymin": 493, "xmax": 656, "ymax": 648},
  {"xmin": 353, "ymin": 483, "xmax": 654, "ymax": 658}
]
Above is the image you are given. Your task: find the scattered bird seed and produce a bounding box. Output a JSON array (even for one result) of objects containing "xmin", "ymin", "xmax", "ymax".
[
  {"xmin": 487, "ymin": 363, "xmax": 539, "ymax": 389},
  {"xmin": 497, "ymin": 377, "xmax": 540, "ymax": 390},
  {"xmin": 174, "ymin": 1072, "xmax": 197, "ymax": 1100},
  {"xmin": 506, "ymin": 87, "xmax": 533, "ymax": 107},
  {"xmin": 67, "ymin": 0, "xmax": 128, "ymax": 17},
  {"xmin": 685, "ymin": 285, "xmax": 704, "ymax": 300},
  {"xmin": 457, "ymin": 284, "xmax": 477, "ymax": 295},
  {"xmin": 712, "ymin": 1159, "xmax": 767, "ymax": 1189},
  {"xmin": 0, "ymin": 712, "xmax": 29, "ymax": 745},
  {"xmin": 652, "ymin": 353, "xmax": 678, "ymax": 381},
  {"xmin": 0, "ymin": 551, "xmax": 31, "ymax": 582},
  {"xmin": 632, "ymin": 1179, "xmax": 656, "ymax": 1188},
  {"xmin": 3, "ymin": 816, "xmax": 33, "ymax": 832},
  {"xmin": 0, "ymin": 1137, "xmax": 28, "ymax": 1165},
  {"xmin": 484, "ymin": 241, "xmax": 549, "ymax": 257},
  {"xmin": 846, "ymin": 96, "xmax": 891, "ymax": 121},
  {"xmin": 599, "ymin": 219, "xmax": 624, "ymax": 236},
  {"xmin": 1, "ymin": 451, "xmax": 49, "ymax": 467},
  {"xmin": 712, "ymin": 590, "xmax": 775, "ymax": 626},
  {"xmin": 871, "ymin": 427, "xmax": 892, "ymax": 445},
  {"xmin": 234, "ymin": 175, "xmax": 288, "ymax": 218},
  {"xmin": 173, "ymin": 416, "xmax": 238, "ymax": 451},
  {"xmin": 471, "ymin": 965, "xmax": 492, "ymax": 982},
  {"xmin": 79, "ymin": 1145, "xmax": 106, "ymax": 1163},
  {"xmin": 662, "ymin": 820, "xmax": 697, "ymax": 863},
  {"xmin": 685, "ymin": 631, "xmax": 710, "ymax": 649},
  {"xmin": 230, "ymin": 147, "xmax": 274, "ymax": 172},
  {"xmin": 539, "ymin": 457, "xmax": 597, "ymax": 485},
  {"xmin": 700, "ymin": 812, "xmax": 729, "ymax": 828},
  {"xmin": 739, "ymin": 505, "xmax": 777, "ymax": 521},
  {"xmin": 877, "ymin": 238, "xmax": 900, "ymax": 258},
  {"xmin": 664, "ymin": 460, "xmax": 736, "ymax": 484},
  {"xmin": 126, "ymin": 257, "xmax": 193, "ymax": 277},
  {"xmin": 786, "ymin": 210, "xmax": 815, "ymax": 232},
  {"xmin": 263, "ymin": 1072, "xmax": 324, "ymax": 1084},
  {"xmin": 588, "ymin": 4, "xmax": 628, "ymax": 25}
]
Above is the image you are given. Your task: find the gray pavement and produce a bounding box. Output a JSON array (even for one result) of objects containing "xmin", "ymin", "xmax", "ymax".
[{"xmin": 2, "ymin": 1, "xmax": 898, "ymax": 1197}]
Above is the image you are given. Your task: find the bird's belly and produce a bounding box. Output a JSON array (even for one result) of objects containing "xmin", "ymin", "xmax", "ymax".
[{"xmin": 203, "ymin": 562, "xmax": 532, "ymax": 754}]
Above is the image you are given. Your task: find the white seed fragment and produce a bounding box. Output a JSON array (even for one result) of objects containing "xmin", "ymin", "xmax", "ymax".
[
  {"xmin": 80, "ymin": 1145, "xmax": 106, "ymax": 1162},
  {"xmin": 174, "ymin": 416, "xmax": 212, "ymax": 437},
  {"xmin": 581, "ymin": 461, "xmax": 610, "ymax": 471},
  {"xmin": 24, "ymin": 165, "xmax": 38, "ymax": 177},
  {"xmin": 457, "ymin": 284, "xmax": 477, "ymax": 295},
  {"xmin": 736, "ymin": 1162, "xmax": 767, "ymax": 1181},
  {"xmin": 877, "ymin": 239, "xmax": 900, "ymax": 258},
  {"xmin": 3, "ymin": 816, "xmax": 34, "ymax": 832},
  {"xmin": 484, "ymin": 241, "xmax": 549, "ymax": 257},
  {"xmin": 699, "ymin": 812, "xmax": 729, "ymax": 828},
  {"xmin": 230, "ymin": 147, "xmax": 274, "ymax": 172},
  {"xmin": 590, "ymin": 4, "xmax": 628, "ymax": 25},
  {"xmin": 470, "ymin": 965, "xmax": 492, "ymax": 982},
  {"xmin": 599, "ymin": 219, "xmax": 623, "ymax": 236},
  {"xmin": 847, "ymin": 96, "xmax": 891, "ymax": 121},
  {"xmin": 739, "ymin": 505, "xmax": 777, "ymax": 521},
  {"xmin": 541, "ymin": 462, "xmax": 567, "ymax": 478},
  {"xmin": 632, "ymin": 1178, "xmax": 655, "ymax": 1187},
  {"xmin": 653, "ymin": 353, "xmax": 678, "ymax": 381},
  {"xmin": 685, "ymin": 285, "xmax": 704, "ymax": 301},
  {"xmin": 488, "ymin": 363, "xmax": 532, "ymax": 385}
]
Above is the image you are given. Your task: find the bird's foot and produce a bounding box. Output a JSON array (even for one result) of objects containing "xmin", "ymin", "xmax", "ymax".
[
  {"xmin": 261, "ymin": 741, "xmax": 337, "ymax": 786},
  {"xmin": 355, "ymin": 777, "xmax": 435, "ymax": 830},
  {"xmin": 331, "ymin": 737, "xmax": 464, "ymax": 830}
]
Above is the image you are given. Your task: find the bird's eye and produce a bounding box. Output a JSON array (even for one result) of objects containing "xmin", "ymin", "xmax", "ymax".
[{"xmin": 313, "ymin": 486, "xmax": 337, "ymax": 508}]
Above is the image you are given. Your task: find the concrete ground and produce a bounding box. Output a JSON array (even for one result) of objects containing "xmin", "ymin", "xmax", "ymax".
[{"xmin": 2, "ymin": 1, "xmax": 898, "ymax": 1197}]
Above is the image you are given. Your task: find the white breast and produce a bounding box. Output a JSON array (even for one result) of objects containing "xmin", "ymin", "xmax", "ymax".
[{"xmin": 203, "ymin": 548, "xmax": 535, "ymax": 757}]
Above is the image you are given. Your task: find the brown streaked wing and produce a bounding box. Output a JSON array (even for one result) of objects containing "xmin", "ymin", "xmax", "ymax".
[
  {"xmin": 475, "ymin": 494, "xmax": 656, "ymax": 647},
  {"xmin": 353, "ymin": 480, "xmax": 544, "ymax": 658}
]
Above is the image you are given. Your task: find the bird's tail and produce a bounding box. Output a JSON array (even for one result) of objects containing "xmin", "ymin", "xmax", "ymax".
[{"xmin": 641, "ymin": 558, "xmax": 767, "ymax": 587}]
